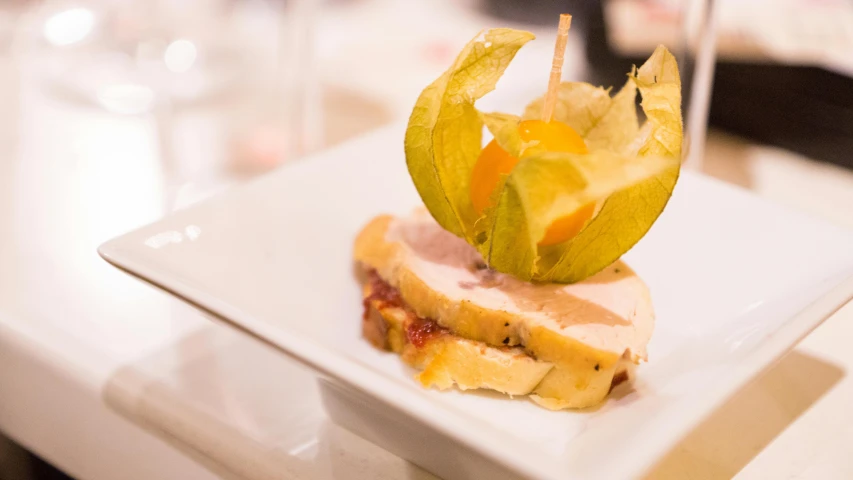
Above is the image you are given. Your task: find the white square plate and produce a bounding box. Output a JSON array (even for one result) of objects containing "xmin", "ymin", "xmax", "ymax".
[{"xmin": 100, "ymin": 124, "xmax": 853, "ymax": 480}]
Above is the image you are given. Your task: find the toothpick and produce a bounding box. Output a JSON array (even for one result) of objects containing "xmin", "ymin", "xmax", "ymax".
[{"xmin": 541, "ymin": 14, "xmax": 572, "ymax": 123}]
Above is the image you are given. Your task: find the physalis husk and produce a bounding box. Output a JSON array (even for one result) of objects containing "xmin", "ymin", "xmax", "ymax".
[{"xmin": 404, "ymin": 28, "xmax": 682, "ymax": 283}]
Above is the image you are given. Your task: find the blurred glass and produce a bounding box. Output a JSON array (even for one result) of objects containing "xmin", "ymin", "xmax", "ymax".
[
  {"xmin": 15, "ymin": 0, "xmax": 249, "ymax": 113},
  {"xmin": 11, "ymin": 0, "xmax": 321, "ymax": 183},
  {"xmin": 231, "ymin": 0, "xmax": 321, "ymax": 171}
]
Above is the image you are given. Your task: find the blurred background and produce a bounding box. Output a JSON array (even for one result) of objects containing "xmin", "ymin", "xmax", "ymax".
[
  {"xmin": 0, "ymin": 0, "xmax": 852, "ymax": 479},
  {"xmin": 1, "ymin": 0, "xmax": 852, "ymax": 215}
]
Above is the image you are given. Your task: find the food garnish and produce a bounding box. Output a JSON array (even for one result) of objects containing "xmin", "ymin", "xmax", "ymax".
[{"xmin": 404, "ymin": 15, "xmax": 683, "ymax": 283}]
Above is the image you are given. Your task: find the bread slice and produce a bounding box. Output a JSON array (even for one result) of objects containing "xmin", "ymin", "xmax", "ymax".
[
  {"xmin": 354, "ymin": 211, "xmax": 654, "ymax": 409},
  {"xmin": 364, "ymin": 279, "xmax": 554, "ymax": 395}
]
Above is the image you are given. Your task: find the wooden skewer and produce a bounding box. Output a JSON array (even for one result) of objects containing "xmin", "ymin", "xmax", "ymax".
[{"xmin": 541, "ymin": 14, "xmax": 572, "ymax": 123}]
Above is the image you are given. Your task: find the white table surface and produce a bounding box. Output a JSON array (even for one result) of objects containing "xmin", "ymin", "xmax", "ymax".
[{"xmin": 2, "ymin": 2, "xmax": 853, "ymax": 479}]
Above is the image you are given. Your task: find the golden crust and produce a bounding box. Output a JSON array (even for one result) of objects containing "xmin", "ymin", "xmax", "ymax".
[
  {"xmin": 363, "ymin": 285, "xmax": 554, "ymax": 395},
  {"xmin": 355, "ymin": 215, "xmax": 646, "ymax": 409}
]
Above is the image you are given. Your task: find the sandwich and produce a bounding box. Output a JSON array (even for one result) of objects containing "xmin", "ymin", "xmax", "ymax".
[
  {"xmin": 354, "ymin": 16, "xmax": 682, "ymax": 410},
  {"xmin": 355, "ymin": 211, "xmax": 656, "ymax": 409}
]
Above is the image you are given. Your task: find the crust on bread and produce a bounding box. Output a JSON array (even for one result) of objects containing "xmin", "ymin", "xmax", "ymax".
[
  {"xmin": 355, "ymin": 213, "xmax": 652, "ymax": 409},
  {"xmin": 364, "ymin": 283, "xmax": 555, "ymax": 395}
]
